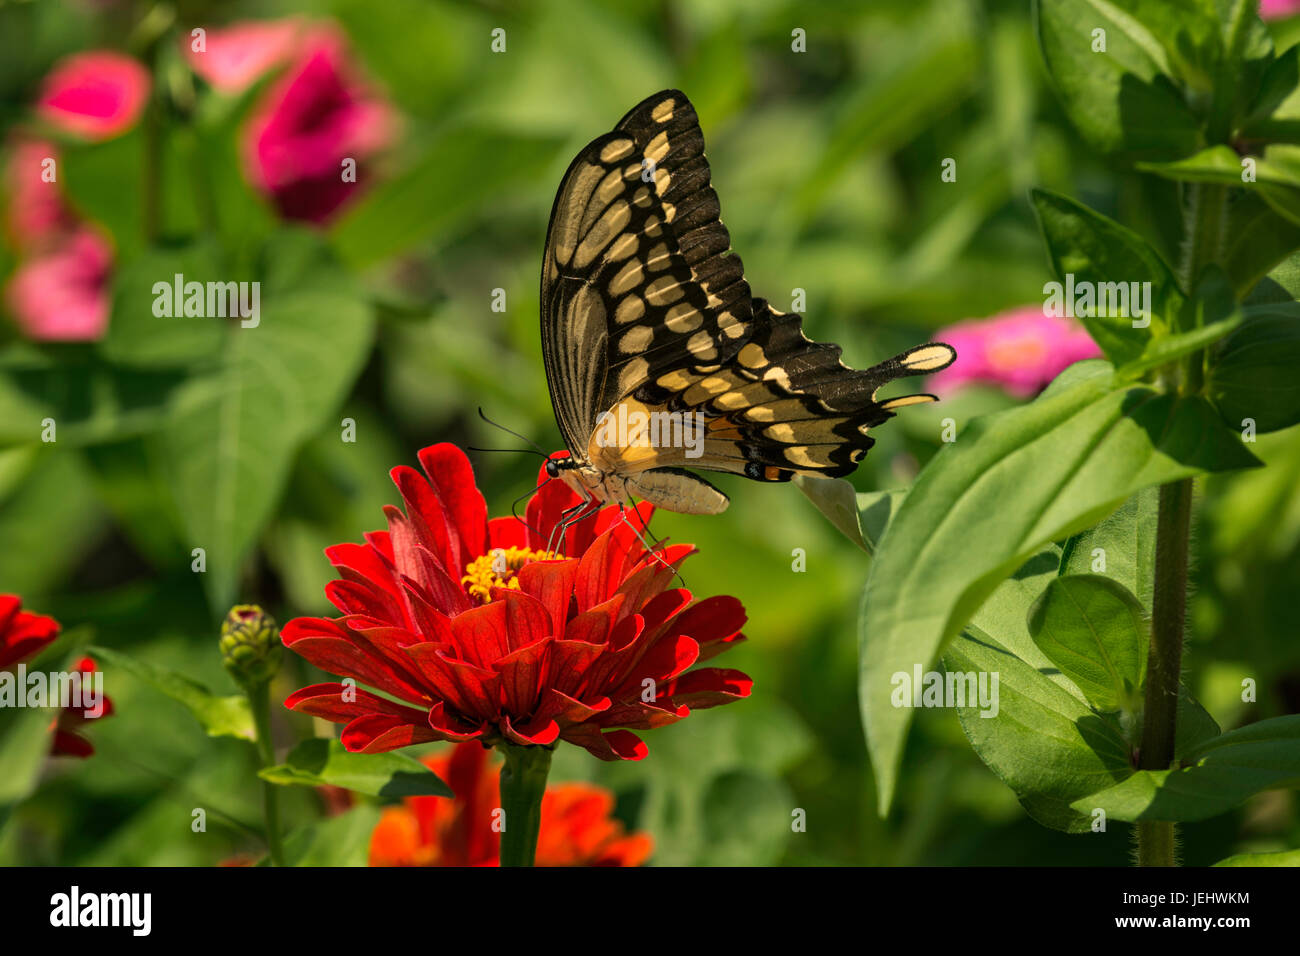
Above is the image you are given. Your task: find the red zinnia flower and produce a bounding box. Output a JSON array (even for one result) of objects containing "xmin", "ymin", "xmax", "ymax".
[
  {"xmin": 0, "ymin": 598, "xmax": 113, "ymax": 757},
  {"xmin": 50, "ymin": 656, "xmax": 114, "ymax": 758},
  {"xmin": 369, "ymin": 741, "xmax": 652, "ymax": 866},
  {"xmin": 283, "ymin": 443, "xmax": 751, "ymax": 761},
  {"xmin": 0, "ymin": 594, "xmax": 59, "ymax": 669}
]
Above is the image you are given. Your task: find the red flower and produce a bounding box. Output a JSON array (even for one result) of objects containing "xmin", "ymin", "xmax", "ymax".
[
  {"xmin": 283, "ymin": 443, "xmax": 751, "ymax": 761},
  {"xmin": 369, "ymin": 741, "xmax": 652, "ymax": 866},
  {"xmin": 242, "ymin": 24, "xmax": 396, "ymax": 223},
  {"xmin": 36, "ymin": 51, "xmax": 150, "ymax": 142},
  {"xmin": 0, "ymin": 594, "xmax": 59, "ymax": 669},
  {"xmin": 0, "ymin": 599, "xmax": 112, "ymax": 757},
  {"xmin": 50, "ymin": 656, "xmax": 114, "ymax": 758}
]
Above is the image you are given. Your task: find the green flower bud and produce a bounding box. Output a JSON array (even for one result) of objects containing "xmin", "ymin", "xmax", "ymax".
[{"xmin": 220, "ymin": 605, "xmax": 281, "ymax": 688}]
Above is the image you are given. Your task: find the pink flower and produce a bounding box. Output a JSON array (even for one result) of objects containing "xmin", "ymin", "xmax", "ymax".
[
  {"xmin": 5, "ymin": 228, "xmax": 113, "ymax": 341},
  {"xmin": 185, "ymin": 19, "xmax": 305, "ymax": 94},
  {"xmin": 36, "ymin": 51, "xmax": 150, "ymax": 142},
  {"xmin": 928, "ymin": 306, "xmax": 1102, "ymax": 398},
  {"xmin": 5, "ymin": 139, "xmax": 71, "ymax": 252},
  {"xmin": 1261, "ymin": 0, "xmax": 1300, "ymax": 19},
  {"xmin": 243, "ymin": 25, "xmax": 396, "ymax": 223}
]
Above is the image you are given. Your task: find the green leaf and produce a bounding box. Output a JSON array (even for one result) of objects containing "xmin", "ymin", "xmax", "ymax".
[
  {"xmin": 860, "ymin": 361, "xmax": 1259, "ymax": 812},
  {"xmin": 157, "ymin": 236, "xmax": 376, "ymax": 610},
  {"xmin": 101, "ymin": 243, "xmax": 227, "ymax": 368},
  {"xmin": 260, "ymin": 738, "xmax": 452, "ymax": 799},
  {"xmin": 88, "ymin": 645, "xmax": 254, "ymax": 741},
  {"xmin": 1033, "ymin": 0, "xmax": 1201, "ymax": 159},
  {"xmin": 1222, "ymin": 192, "xmax": 1300, "ymax": 297},
  {"xmin": 0, "ymin": 699, "xmax": 55, "ymax": 830},
  {"xmin": 1213, "ymin": 848, "xmax": 1300, "ymax": 866},
  {"xmin": 1031, "ymin": 188, "xmax": 1182, "ymax": 364},
  {"xmin": 1075, "ymin": 715, "xmax": 1300, "ymax": 822},
  {"xmin": 794, "ymin": 475, "xmax": 867, "ymax": 552},
  {"xmin": 1060, "ymin": 486, "xmax": 1158, "ymax": 608},
  {"xmin": 280, "ymin": 804, "xmax": 383, "ymax": 867},
  {"xmin": 1207, "ymin": 305, "xmax": 1300, "ymax": 433},
  {"xmin": 1113, "ymin": 265, "xmax": 1243, "ymax": 379},
  {"xmin": 1027, "ymin": 574, "xmax": 1147, "ymax": 712},
  {"xmin": 945, "ymin": 627, "xmax": 1133, "ymax": 833},
  {"xmin": 858, "ymin": 489, "xmax": 907, "ymax": 557},
  {"xmin": 1239, "ymin": 44, "xmax": 1300, "ymax": 142}
]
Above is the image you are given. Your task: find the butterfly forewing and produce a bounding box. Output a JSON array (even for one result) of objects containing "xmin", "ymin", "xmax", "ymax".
[{"xmin": 540, "ymin": 90, "xmax": 752, "ymax": 452}]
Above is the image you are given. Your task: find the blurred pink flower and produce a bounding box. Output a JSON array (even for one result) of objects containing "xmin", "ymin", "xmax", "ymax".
[
  {"xmin": 5, "ymin": 228, "xmax": 112, "ymax": 341},
  {"xmin": 5, "ymin": 139, "xmax": 72, "ymax": 252},
  {"xmin": 1261, "ymin": 0, "xmax": 1300, "ymax": 19},
  {"xmin": 928, "ymin": 306, "xmax": 1101, "ymax": 398},
  {"xmin": 243, "ymin": 25, "xmax": 396, "ymax": 223},
  {"xmin": 36, "ymin": 51, "xmax": 150, "ymax": 141},
  {"xmin": 185, "ymin": 19, "xmax": 305, "ymax": 94}
]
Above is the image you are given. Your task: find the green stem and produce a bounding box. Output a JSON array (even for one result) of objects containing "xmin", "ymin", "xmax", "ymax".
[
  {"xmin": 1136, "ymin": 479, "xmax": 1193, "ymax": 866},
  {"xmin": 1134, "ymin": 180, "xmax": 1225, "ymax": 868},
  {"xmin": 498, "ymin": 742, "xmax": 553, "ymax": 867},
  {"xmin": 248, "ymin": 681, "xmax": 285, "ymax": 867}
]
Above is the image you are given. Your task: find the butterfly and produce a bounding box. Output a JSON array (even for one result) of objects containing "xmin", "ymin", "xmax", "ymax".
[{"xmin": 540, "ymin": 89, "xmax": 956, "ymax": 520}]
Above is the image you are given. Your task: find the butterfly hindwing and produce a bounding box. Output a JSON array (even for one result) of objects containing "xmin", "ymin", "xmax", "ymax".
[{"xmin": 617, "ymin": 300, "xmax": 956, "ymax": 481}]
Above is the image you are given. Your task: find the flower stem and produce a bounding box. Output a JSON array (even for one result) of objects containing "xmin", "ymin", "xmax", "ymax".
[
  {"xmin": 248, "ymin": 681, "xmax": 285, "ymax": 867},
  {"xmin": 1133, "ymin": 179, "xmax": 1223, "ymax": 867},
  {"xmin": 1136, "ymin": 478, "xmax": 1193, "ymax": 866},
  {"xmin": 498, "ymin": 742, "xmax": 553, "ymax": 867}
]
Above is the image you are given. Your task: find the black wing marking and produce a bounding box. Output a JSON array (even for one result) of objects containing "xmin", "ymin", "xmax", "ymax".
[{"xmin": 629, "ymin": 299, "xmax": 957, "ymax": 480}]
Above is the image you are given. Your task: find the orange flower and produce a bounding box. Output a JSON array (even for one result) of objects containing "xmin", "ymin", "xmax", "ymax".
[{"xmin": 370, "ymin": 741, "xmax": 652, "ymax": 867}]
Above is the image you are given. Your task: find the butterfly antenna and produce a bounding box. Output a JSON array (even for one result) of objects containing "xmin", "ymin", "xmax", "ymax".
[
  {"xmin": 476, "ymin": 407, "xmax": 549, "ymax": 458},
  {"xmin": 508, "ymin": 477, "xmax": 552, "ymax": 542}
]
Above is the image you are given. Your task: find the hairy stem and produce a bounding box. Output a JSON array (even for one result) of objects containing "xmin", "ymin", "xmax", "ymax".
[
  {"xmin": 248, "ymin": 682, "xmax": 285, "ymax": 867},
  {"xmin": 498, "ymin": 742, "xmax": 553, "ymax": 867}
]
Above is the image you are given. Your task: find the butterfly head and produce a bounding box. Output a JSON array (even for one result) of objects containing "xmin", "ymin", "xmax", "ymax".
[{"xmin": 544, "ymin": 455, "xmax": 577, "ymax": 479}]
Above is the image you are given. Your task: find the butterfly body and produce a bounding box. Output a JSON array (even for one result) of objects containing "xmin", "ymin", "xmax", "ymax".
[{"xmin": 540, "ymin": 90, "xmax": 956, "ymax": 516}]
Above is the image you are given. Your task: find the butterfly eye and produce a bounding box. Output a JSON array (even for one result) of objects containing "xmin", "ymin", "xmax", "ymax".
[{"xmin": 546, "ymin": 459, "xmax": 560, "ymax": 478}]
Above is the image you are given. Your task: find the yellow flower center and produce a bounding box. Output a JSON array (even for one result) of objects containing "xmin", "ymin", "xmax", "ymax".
[{"xmin": 461, "ymin": 546, "xmax": 561, "ymax": 603}]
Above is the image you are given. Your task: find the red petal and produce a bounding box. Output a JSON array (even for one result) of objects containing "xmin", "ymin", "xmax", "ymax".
[
  {"xmin": 418, "ymin": 443, "xmax": 488, "ymax": 569},
  {"xmin": 516, "ymin": 558, "xmax": 579, "ymax": 638},
  {"xmin": 341, "ymin": 714, "xmax": 441, "ymax": 752}
]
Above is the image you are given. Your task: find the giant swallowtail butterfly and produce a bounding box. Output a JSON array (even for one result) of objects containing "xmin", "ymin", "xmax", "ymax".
[{"xmin": 540, "ymin": 89, "xmax": 956, "ymax": 517}]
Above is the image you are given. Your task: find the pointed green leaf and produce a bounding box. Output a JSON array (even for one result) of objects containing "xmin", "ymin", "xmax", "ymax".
[
  {"xmin": 89, "ymin": 645, "xmax": 253, "ymax": 741},
  {"xmin": 861, "ymin": 361, "xmax": 1259, "ymax": 812},
  {"xmin": 1028, "ymin": 574, "xmax": 1147, "ymax": 712},
  {"xmin": 260, "ymin": 738, "xmax": 452, "ymax": 799}
]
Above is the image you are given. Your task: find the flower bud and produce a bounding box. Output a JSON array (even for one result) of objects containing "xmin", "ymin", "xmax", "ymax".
[{"xmin": 220, "ymin": 605, "xmax": 281, "ymax": 687}]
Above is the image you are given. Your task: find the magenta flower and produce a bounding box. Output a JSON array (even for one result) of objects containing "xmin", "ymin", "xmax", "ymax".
[
  {"xmin": 185, "ymin": 19, "xmax": 305, "ymax": 94},
  {"xmin": 1261, "ymin": 0, "xmax": 1300, "ymax": 19},
  {"xmin": 36, "ymin": 51, "xmax": 150, "ymax": 142},
  {"xmin": 5, "ymin": 228, "xmax": 112, "ymax": 341},
  {"xmin": 927, "ymin": 306, "xmax": 1101, "ymax": 398},
  {"xmin": 242, "ymin": 25, "xmax": 396, "ymax": 223},
  {"xmin": 4, "ymin": 139, "xmax": 71, "ymax": 252}
]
